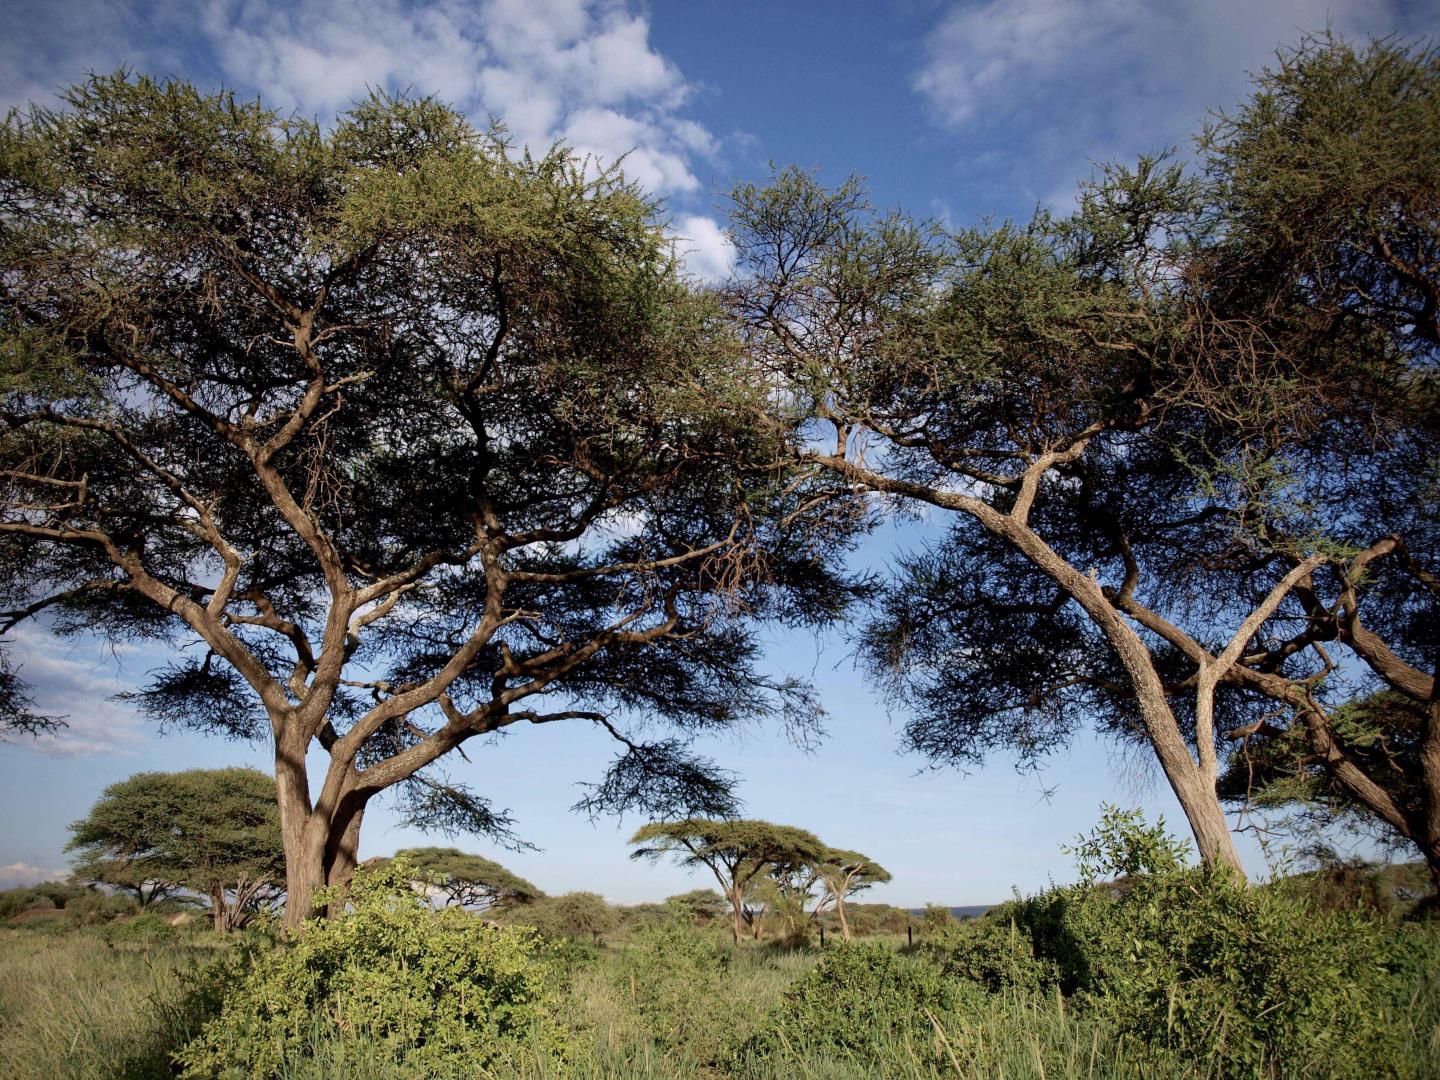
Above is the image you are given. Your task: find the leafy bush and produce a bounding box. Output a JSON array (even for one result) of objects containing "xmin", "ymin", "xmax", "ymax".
[
  {"xmin": 735, "ymin": 943, "xmax": 980, "ymax": 1075},
  {"xmin": 608, "ymin": 918, "xmax": 751, "ymax": 1066},
  {"xmin": 174, "ymin": 859, "xmax": 568, "ymax": 1079},
  {"xmin": 1005, "ymin": 807, "xmax": 1429, "ymax": 1079},
  {"xmin": 98, "ymin": 911, "xmax": 178, "ymax": 943},
  {"xmin": 505, "ymin": 891, "xmax": 619, "ymax": 941},
  {"xmin": 924, "ymin": 912, "xmax": 1058, "ymax": 994}
]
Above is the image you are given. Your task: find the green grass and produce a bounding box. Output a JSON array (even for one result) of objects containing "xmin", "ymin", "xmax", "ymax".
[
  {"xmin": 0, "ymin": 930, "xmax": 224, "ymax": 1080},
  {"xmin": 2, "ymin": 923, "xmax": 1437, "ymax": 1079}
]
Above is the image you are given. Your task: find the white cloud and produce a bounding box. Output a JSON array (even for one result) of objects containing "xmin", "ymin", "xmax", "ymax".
[
  {"xmin": 2, "ymin": 627, "xmax": 150, "ymax": 758},
  {"xmin": 913, "ymin": 0, "xmax": 1420, "ymax": 210},
  {"xmin": 670, "ymin": 214, "xmax": 736, "ymax": 283},
  {"xmin": 2, "ymin": 1, "xmax": 715, "ymax": 199},
  {"xmin": 0, "ymin": 861, "xmax": 71, "ymax": 888},
  {"xmin": 199, "ymin": 0, "xmax": 708, "ymax": 194}
]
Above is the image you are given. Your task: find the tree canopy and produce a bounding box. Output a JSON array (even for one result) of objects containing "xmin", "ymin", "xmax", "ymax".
[
  {"xmin": 387, "ymin": 847, "xmax": 543, "ymax": 910},
  {"xmin": 0, "ymin": 74, "xmax": 853, "ymax": 922},
  {"xmin": 723, "ymin": 34, "xmax": 1440, "ymax": 878},
  {"xmin": 67, "ymin": 767, "xmax": 283, "ymax": 930},
  {"xmin": 629, "ymin": 818, "xmax": 826, "ymax": 942}
]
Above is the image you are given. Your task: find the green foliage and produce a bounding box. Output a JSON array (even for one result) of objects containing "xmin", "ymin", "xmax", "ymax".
[
  {"xmin": 607, "ymin": 919, "xmax": 751, "ymax": 1067},
  {"xmin": 735, "ymin": 944, "xmax": 977, "ymax": 1074},
  {"xmin": 174, "ymin": 859, "xmax": 568, "ymax": 1079},
  {"xmin": 383, "ymin": 847, "xmax": 544, "ymax": 909},
  {"xmin": 664, "ymin": 889, "xmax": 727, "ymax": 925},
  {"xmin": 67, "ymin": 769, "xmax": 282, "ymax": 924},
  {"xmin": 924, "ymin": 915, "xmax": 1059, "ymax": 996},
  {"xmin": 998, "ymin": 810, "xmax": 1430, "ymax": 1078},
  {"xmin": 502, "ymin": 892, "xmax": 620, "ymax": 942},
  {"xmin": 97, "ymin": 912, "xmax": 179, "ymax": 945}
]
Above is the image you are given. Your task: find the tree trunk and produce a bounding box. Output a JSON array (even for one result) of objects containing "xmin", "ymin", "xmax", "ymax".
[
  {"xmin": 989, "ymin": 512, "xmax": 1246, "ymax": 877},
  {"xmin": 323, "ymin": 798, "xmax": 366, "ymax": 893},
  {"xmin": 275, "ymin": 733, "xmax": 325, "ymax": 928},
  {"xmin": 727, "ymin": 888, "xmax": 744, "ymax": 944},
  {"xmin": 210, "ymin": 886, "xmax": 229, "ymax": 933},
  {"xmin": 836, "ymin": 895, "xmax": 851, "ymax": 942}
]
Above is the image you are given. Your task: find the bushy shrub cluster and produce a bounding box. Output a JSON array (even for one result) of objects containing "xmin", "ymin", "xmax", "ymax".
[
  {"xmin": 608, "ymin": 918, "xmax": 751, "ymax": 1066},
  {"xmin": 174, "ymin": 859, "xmax": 569, "ymax": 1079},
  {"xmin": 928, "ymin": 808, "xmax": 1430, "ymax": 1079},
  {"xmin": 735, "ymin": 943, "xmax": 979, "ymax": 1075}
]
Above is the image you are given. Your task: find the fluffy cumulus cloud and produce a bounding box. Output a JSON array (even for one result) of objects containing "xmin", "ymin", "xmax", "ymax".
[
  {"xmin": 0, "ymin": 0, "xmax": 734, "ymax": 278},
  {"xmin": 2, "ymin": 627, "xmax": 150, "ymax": 758},
  {"xmin": 913, "ymin": 0, "xmax": 1423, "ymax": 208},
  {"xmin": 670, "ymin": 214, "xmax": 736, "ymax": 284}
]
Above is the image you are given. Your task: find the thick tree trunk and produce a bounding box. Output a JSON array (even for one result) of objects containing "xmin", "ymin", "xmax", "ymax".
[
  {"xmin": 1421, "ymin": 689, "xmax": 1440, "ymax": 889},
  {"xmin": 990, "ymin": 513, "xmax": 1246, "ymax": 877},
  {"xmin": 276, "ymin": 735, "xmax": 328, "ymax": 928},
  {"xmin": 210, "ymin": 887, "xmax": 229, "ymax": 933},
  {"xmin": 324, "ymin": 801, "xmax": 365, "ymax": 892}
]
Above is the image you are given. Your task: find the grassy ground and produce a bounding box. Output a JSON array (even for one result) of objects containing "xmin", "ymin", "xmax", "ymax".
[
  {"xmin": 3, "ymin": 924, "xmax": 1437, "ymax": 1079},
  {"xmin": 0, "ymin": 930, "xmax": 222, "ymax": 1080}
]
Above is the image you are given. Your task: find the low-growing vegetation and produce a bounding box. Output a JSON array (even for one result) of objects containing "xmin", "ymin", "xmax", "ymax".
[{"xmin": 2, "ymin": 819, "xmax": 1436, "ymax": 1080}]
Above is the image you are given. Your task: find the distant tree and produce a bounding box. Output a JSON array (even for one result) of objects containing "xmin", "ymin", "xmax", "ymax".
[
  {"xmin": 0, "ymin": 75, "xmax": 854, "ymax": 924},
  {"xmin": 664, "ymin": 888, "xmax": 728, "ymax": 925},
  {"xmin": 68, "ymin": 768, "xmax": 283, "ymax": 930},
  {"xmin": 813, "ymin": 849, "xmax": 891, "ymax": 941},
  {"xmin": 629, "ymin": 818, "xmax": 824, "ymax": 942},
  {"xmin": 507, "ymin": 891, "xmax": 618, "ymax": 940},
  {"xmin": 389, "ymin": 847, "xmax": 543, "ymax": 910}
]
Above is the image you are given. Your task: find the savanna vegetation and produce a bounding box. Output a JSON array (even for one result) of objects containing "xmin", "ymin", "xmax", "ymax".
[{"xmin": 1, "ymin": 28, "xmax": 1438, "ymax": 1080}]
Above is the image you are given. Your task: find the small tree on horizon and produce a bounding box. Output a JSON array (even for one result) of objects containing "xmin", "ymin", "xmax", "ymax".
[
  {"xmin": 382, "ymin": 846, "xmax": 543, "ymax": 910},
  {"xmin": 813, "ymin": 848, "xmax": 890, "ymax": 941},
  {"xmin": 629, "ymin": 818, "xmax": 825, "ymax": 943}
]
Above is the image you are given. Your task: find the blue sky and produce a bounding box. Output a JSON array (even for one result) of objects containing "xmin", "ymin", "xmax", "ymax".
[{"xmin": 1, "ymin": 0, "xmax": 1434, "ymax": 903}]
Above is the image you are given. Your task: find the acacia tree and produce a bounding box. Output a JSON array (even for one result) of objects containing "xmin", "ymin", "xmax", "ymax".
[
  {"xmin": 68, "ymin": 767, "xmax": 284, "ymax": 930},
  {"xmin": 0, "ymin": 76, "xmax": 850, "ymax": 925},
  {"xmin": 725, "ymin": 35, "xmax": 1437, "ymax": 879},
  {"xmin": 726, "ymin": 158, "xmax": 1263, "ymax": 874},
  {"xmin": 388, "ymin": 847, "xmax": 543, "ymax": 909},
  {"xmin": 1176, "ymin": 36, "xmax": 1440, "ymax": 882},
  {"xmin": 629, "ymin": 818, "xmax": 824, "ymax": 943},
  {"xmin": 812, "ymin": 848, "xmax": 889, "ymax": 941}
]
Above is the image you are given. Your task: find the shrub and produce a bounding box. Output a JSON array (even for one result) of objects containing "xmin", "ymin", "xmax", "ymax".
[
  {"xmin": 1006, "ymin": 808, "xmax": 1429, "ymax": 1079},
  {"xmin": 174, "ymin": 859, "xmax": 568, "ymax": 1079},
  {"xmin": 735, "ymin": 943, "xmax": 979, "ymax": 1075},
  {"xmin": 506, "ymin": 891, "xmax": 619, "ymax": 941},
  {"xmin": 924, "ymin": 912, "xmax": 1058, "ymax": 995},
  {"xmin": 98, "ymin": 911, "xmax": 178, "ymax": 943},
  {"xmin": 608, "ymin": 918, "xmax": 749, "ymax": 1066}
]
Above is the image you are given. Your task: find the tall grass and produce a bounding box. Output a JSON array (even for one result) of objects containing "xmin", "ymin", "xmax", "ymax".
[
  {"xmin": 0, "ymin": 930, "xmax": 221, "ymax": 1080},
  {"xmin": 3, "ymin": 924, "xmax": 1437, "ymax": 1079}
]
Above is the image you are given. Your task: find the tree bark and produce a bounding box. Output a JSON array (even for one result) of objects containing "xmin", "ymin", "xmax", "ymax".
[
  {"xmin": 727, "ymin": 888, "xmax": 745, "ymax": 944},
  {"xmin": 836, "ymin": 894, "xmax": 852, "ymax": 942}
]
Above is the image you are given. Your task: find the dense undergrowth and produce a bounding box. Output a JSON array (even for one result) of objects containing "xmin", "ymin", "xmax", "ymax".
[{"xmin": 3, "ymin": 822, "xmax": 1437, "ymax": 1080}]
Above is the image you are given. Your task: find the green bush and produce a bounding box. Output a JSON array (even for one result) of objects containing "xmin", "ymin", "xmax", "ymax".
[
  {"xmin": 924, "ymin": 912, "xmax": 1058, "ymax": 995},
  {"xmin": 174, "ymin": 859, "xmax": 569, "ymax": 1079},
  {"xmin": 1005, "ymin": 808, "xmax": 1431, "ymax": 1079},
  {"xmin": 735, "ymin": 943, "xmax": 979, "ymax": 1075},
  {"xmin": 504, "ymin": 891, "xmax": 619, "ymax": 942},
  {"xmin": 609, "ymin": 918, "xmax": 749, "ymax": 1066},
  {"xmin": 98, "ymin": 911, "xmax": 178, "ymax": 943}
]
